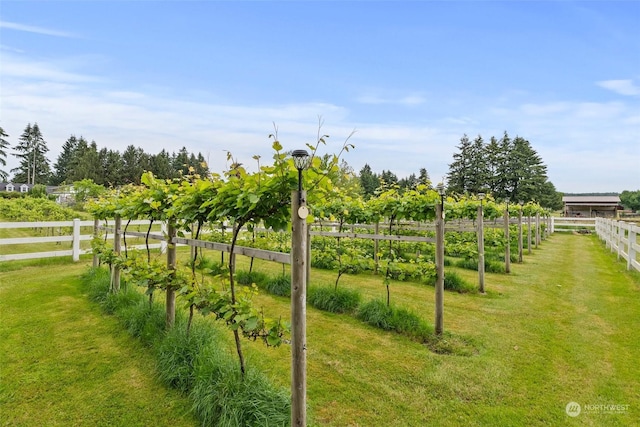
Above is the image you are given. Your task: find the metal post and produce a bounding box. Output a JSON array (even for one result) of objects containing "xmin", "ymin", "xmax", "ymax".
[{"xmin": 291, "ymin": 190, "xmax": 307, "ymax": 427}]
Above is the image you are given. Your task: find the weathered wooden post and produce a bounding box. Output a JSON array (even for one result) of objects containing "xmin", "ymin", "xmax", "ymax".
[
  {"xmin": 477, "ymin": 193, "xmax": 485, "ymax": 293},
  {"xmin": 518, "ymin": 202, "xmax": 523, "ymax": 263},
  {"xmin": 166, "ymin": 222, "xmax": 177, "ymax": 329},
  {"xmin": 435, "ymin": 183, "xmax": 445, "ymax": 335},
  {"xmin": 112, "ymin": 215, "xmax": 122, "ymax": 292},
  {"xmin": 72, "ymin": 218, "xmax": 81, "ymax": 262},
  {"xmin": 291, "ymin": 150, "xmax": 310, "ymax": 427},
  {"xmin": 535, "ymin": 212, "xmax": 541, "ymax": 248},
  {"xmin": 504, "ymin": 201, "xmax": 511, "ymax": 274},
  {"xmin": 374, "ymin": 221, "xmax": 380, "ymax": 275}
]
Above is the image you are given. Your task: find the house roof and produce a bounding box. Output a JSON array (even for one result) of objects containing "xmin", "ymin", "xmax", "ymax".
[{"xmin": 562, "ymin": 196, "xmax": 620, "ymax": 204}]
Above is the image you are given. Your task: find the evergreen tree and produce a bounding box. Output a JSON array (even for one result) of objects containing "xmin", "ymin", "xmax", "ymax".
[
  {"xmin": 359, "ymin": 163, "xmax": 379, "ymax": 199},
  {"xmin": 446, "ymin": 134, "xmax": 473, "ymax": 194},
  {"xmin": 100, "ymin": 149, "xmax": 123, "ymax": 187},
  {"xmin": 150, "ymin": 149, "xmax": 175, "ymax": 179},
  {"xmin": 0, "ymin": 127, "xmax": 9, "ymax": 181},
  {"xmin": 121, "ymin": 145, "xmax": 149, "ymax": 184},
  {"xmin": 484, "ymin": 136, "xmax": 502, "ymax": 195},
  {"xmin": 172, "ymin": 147, "xmax": 190, "ymax": 176},
  {"xmin": 418, "ymin": 168, "xmax": 431, "ymax": 186},
  {"xmin": 11, "ymin": 123, "xmax": 50, "ymax": 184},
  {"xmin": 51, "ymin": 135, "xmax": 79, "ymax": 185}
]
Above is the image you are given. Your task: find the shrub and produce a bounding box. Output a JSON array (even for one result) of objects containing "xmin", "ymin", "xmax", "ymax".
[
  {"xmin": 307, "ymin": 286, "xmax": 361, "ymax": 314},
  {"xmin": 444, "ymin": 272, "xmax": 475, "ymax": 293}
]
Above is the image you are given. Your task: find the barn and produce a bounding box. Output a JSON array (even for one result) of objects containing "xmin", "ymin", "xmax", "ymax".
[{"xmin": 562, "ymin": 196, "xmax": 622, "ymax": 218}]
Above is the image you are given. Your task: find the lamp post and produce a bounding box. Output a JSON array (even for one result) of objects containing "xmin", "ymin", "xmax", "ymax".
[
  {"xmin": 518, "ymin": 201, "xmax": 524, "ymax": 263},
  {"xmin": 435, "ymin": 182, "xmax": 445, "ymax": 335},
  {"xmin": 504, "ymin": 198, "xmax": 511, "ymax": 274},
  {"xmin": 290, "ymin": 149, "xmax": 309, "ymax": 427},
  {"xmin": 477, "ymin": 193, "xmax": 485, "ymax": 294}
]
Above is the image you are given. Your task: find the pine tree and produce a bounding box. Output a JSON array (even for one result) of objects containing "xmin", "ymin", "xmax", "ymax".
[
  {"xmin": 418, "ymin": 168, "xmax": 431, "ymax": 186},
  {"xmin": 100, "ymin": 149, "xmax": 123, "ymax": 187},
  {"xmin": 11, "ymin": 123, "xmax": 50, "ymax": 184},
  {"xmin": 0, "ymin": 127, "xmax": 9, "ymax": 181},
  {"xmin": 446, "ymin": 134, "xmax": 473, "ymax": 194},
  {"xmin": 51, "ymin": 135, "xmax": 79, "ymax": 185},
  {"xmin": 359, "ymin": 164, "xmax": 379, "ymax": 199}
]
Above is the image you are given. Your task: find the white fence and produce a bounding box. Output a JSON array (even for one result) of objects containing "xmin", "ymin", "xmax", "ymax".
[
  {"xmin": 550, "ymin": 217, "xmax": 596, "ymax": 233},
  {"xmin": 595, "ymin": 218, "xmax": 640, "ymax": 272},
  {"xmin": 0, "ymin": 219, "xmax": 164, "ymax": 262}
]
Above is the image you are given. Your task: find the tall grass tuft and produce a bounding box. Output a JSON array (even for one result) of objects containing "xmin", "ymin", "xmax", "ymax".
[
  {"xmin": 191, "ymin": 345, "xmax": 290, "ymax": 427},
  {"xmin": 444, "ymin": 272, "xmax": 476, "ymax": 293},
  {"xmin": 265, "ymin": 274, "xmax": 292, "ymax": 297},
  {"xmin": 235, "ymin": 270, "xmax": 269, "ymax": 287},
  {"xmin": 156, "ymin": 318, "xmax": 221, "ymax": 394},
  {"xmin": 356, "ymin": 299, "xmax": 433, "ymax": 343},
  {"xmin": 307, "ymin": 285, "xmax": 361, "ymax": 314},
  {"xmin": 119, "ymin": 300, "xmax": 166, "ymax": 346},
  {"xmin": 81, "ymin": 266, "xmax": 291, "ymax": 426}
]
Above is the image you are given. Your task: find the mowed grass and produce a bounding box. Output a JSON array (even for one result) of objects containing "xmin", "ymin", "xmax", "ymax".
[
  {"xmin": 0, "ymin": 259, "xmax": 197, "ymax": 427},
  {"xmin": 1, "ymin": 233, "xmax": 639, "ymax": 426},
  {"xmin": 233, "ymin": 233, "xmax": 640, "ymax": 426}
]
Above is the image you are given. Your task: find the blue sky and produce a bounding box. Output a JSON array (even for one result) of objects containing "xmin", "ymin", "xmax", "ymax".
[{"xmin": 1, "ymin": 1, "xmax": 638, "ymax": 193}]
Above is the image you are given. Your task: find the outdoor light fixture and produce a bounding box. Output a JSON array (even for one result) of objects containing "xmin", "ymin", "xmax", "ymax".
[
  {"xmin": 292, "ymin": 149, "xmax": 310, "ymax": 218},
  {"xmin": 436, "ymin": 182, "xmax": 445, "ymax": 198}
]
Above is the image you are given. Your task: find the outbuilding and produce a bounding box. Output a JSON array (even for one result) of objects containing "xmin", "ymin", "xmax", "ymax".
[{"xmin": 562, "ymin": 196, "xmax": 622, "ymax": 218}]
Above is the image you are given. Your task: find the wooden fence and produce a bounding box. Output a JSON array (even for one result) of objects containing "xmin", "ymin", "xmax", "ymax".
[
  {"xmin": 550, "ymin": 217, "xmax": 596, "ymax": 233},
  {"xmin": 595, "ymin": 217, "xmax": 640, "ymax": 272}
]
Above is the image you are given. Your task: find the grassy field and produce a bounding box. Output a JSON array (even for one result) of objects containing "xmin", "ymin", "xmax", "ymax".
[
  {"xmin": 0, "ymin": 258, "xmax": 197, "ymax": 427},
  {"xmin": 1, "ymin": 233, "xmax": 639, "ymax": 426}
]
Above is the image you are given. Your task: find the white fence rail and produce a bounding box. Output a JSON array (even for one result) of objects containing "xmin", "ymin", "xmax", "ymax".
[
  {"xmin": 595, "ymin": 218, "xmax": 640, "ymax": 272},
  {"xmin": 550, "ymin": 217, "xmax": 596, "ymax": 233},
  {"xmin": 0, "ymin": 219, "xmax": 163, "ymax": 262}
]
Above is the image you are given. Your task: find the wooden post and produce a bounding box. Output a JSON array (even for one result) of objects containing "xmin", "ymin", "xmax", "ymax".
[
  {"xmin": 166, "ymin": 222, "xmax": 177, "ymax": 329},
  {"xmin": 435, "ymin": 201, "xmax": 445, "ymax": 335},
  {"xmin": 374, "ymin": 222, "xmax": 380, "ymax": 275},
  {"xmin": 527, "ymin": 215, "xmax": 532, "ymax": 255},
  {"xmin": 71, "ymin": 218, "xmax": 80, "ymax": 262},
  {"xmin": 112, "ymin": 215, "xmax": 122, "ymax": 292},
  {"xmin": 291, "ymin": 191, "xmax": 307, "ymax": 427},
  {"xmin": 535, "ymin": 213, "xmax": 541, "ymax": 248},
  {"xmin": 518, "ymin": 208, "xmax": 523, "ymax": 263},
  {"xmin": 504, "ymin": 208, "xmax": 511, "ymax": 274},
  {"xmin": 477, "ymin": 205, "xmax": 485, "ymax": 294},
  {"xmin": 306, "ymin": 224, "xmax": 311, "ymax": 290},
  {"xmin": 92, "ymin": 218, "xmax": 99, "ymax": 267}
]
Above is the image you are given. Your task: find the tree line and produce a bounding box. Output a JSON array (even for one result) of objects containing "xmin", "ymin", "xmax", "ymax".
[{"xmin": 0, "ymin": 123, "xmax": 209, "ymax": 186}]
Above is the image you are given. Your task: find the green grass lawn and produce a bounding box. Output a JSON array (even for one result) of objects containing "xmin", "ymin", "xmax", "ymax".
[
  {"xmin": 1, "ymin": 233, "xmax": 639, "ymax": 426},
  {"xmin": 0, "ymin": 258, "xmax": 197, "ymax": 427}
]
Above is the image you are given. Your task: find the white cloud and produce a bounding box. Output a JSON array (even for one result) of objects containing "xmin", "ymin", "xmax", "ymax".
[
  {"xmin": 356, "ymin": 92, "xmax": 426, "ymax": 106},
  {"xmin": 0, "ymin": 20, "xmax": 77, "ymax": 38},
  {"xmin": 597, "ymin": 79, "xmax": 640, "ymax": 96},
  {"xmin": 1, "ymin": 53, "xmax": 638, "ymax": 193}
]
